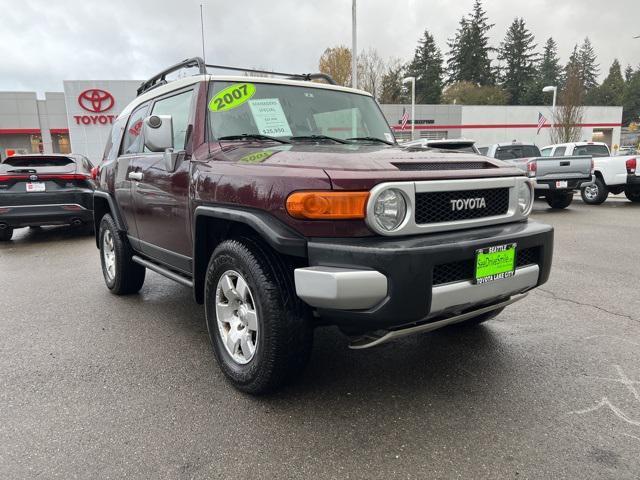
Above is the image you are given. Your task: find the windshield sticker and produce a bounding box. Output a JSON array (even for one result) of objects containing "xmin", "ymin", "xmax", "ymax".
[
  {"xmin": 239, "ymin": 150, "xmax": 276, "ymax": 164},
  {"xmin": 248, "ymin": 98, "xmax": 293, "ymax": 137},
  {"xmin": 208, "ymin": 83, "xmax": 256, "ymax": 112}
]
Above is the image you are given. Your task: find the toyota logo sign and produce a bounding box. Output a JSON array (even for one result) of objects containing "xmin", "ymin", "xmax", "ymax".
[{"xmin": 78, "ymin": 89, "xmax": 114, "ymax": 113}]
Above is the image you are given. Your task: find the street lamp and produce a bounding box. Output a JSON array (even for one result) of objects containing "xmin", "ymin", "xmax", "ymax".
[
  {"xmin": 403, "ymin": 76, "xmax": 416, "ymax": 140},
  {"xmin": 352, "ymin": 0, "xmax": 357, "ymax": 89},
  {"xmin": 542, "ymin": 85, "xmax": 557, "ymax": 128}
]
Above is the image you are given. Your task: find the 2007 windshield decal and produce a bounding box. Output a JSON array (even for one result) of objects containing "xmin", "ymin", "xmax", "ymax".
[{"xmin": 208, "ymin": 83, "xmax": 256, "ymax": 112}]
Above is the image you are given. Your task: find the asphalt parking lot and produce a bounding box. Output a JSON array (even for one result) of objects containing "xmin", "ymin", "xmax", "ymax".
[{"xmin": 1, "ymin": 197, "xmax": 640, "ymax": 479}]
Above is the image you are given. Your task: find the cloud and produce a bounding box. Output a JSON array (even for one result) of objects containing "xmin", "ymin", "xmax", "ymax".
[{"xmin": 0, "ymin": 0, "xmax": 638, "ymax": 94}]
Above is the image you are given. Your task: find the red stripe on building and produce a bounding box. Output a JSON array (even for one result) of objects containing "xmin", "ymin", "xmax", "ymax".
[
  {"xmin": 50, "ymin": 128, "xmax": 70, "ymax": 134},
  {"xmin": 0, "ymin": 128, "xmax": 41, "ymax": 135},
  {"xmin": 392, "ymin": 122, "xmax": 622, "ymax": 131}
]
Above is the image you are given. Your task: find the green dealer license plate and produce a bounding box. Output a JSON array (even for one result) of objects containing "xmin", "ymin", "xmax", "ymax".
[{"xmin": 475, "ymin": 243, "xmax": 516, "ymax": 284}]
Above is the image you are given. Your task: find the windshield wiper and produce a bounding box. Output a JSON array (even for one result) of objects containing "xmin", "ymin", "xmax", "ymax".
[
  {"xmin": 217, "ymin": 134, "xmax": 291, "ymax": 144},
  {"xmin": 346, "ymin": 136, "xmax": 394, "ymax": 145},
  {"xmin": 289, "ymin": 135, "xmax": 349, "ymax": 144}
]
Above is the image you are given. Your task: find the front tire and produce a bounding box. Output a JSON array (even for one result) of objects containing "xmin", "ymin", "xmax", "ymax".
[
  {"xmin": 581, "ymin": 177, "xmax": 608, "ymax": 205},
  {"xmin": 0, "ymin": 227, "xmax": 14, "ymax": 241},
  {"xmin": 546, "ymin": 192, "xmax": 573, "ymax": 209},
  {"xmin": 624, "ymin": 186, "xmax": 640, "ymax": 203},
  {"xmin": 204, "ymin": 238, "xmax": 313, "ymax": 394},
  {"xmin": 99, "ymin": 214, "xmax": 145, "ymax": 294}
]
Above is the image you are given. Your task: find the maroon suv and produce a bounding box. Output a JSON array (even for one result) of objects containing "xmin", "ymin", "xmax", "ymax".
[{"xmin": 93, "ymin": 58, "xmax": 553, "ymax": 394}]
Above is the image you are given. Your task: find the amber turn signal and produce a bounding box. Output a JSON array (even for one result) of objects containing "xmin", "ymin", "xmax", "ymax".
[{"xmin": 286, "ymin": 191, "xmax": 369, "ymax": 220}]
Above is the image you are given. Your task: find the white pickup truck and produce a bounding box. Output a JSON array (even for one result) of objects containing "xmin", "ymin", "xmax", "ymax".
[
  {"xmin": 541, "ymin": 142, "xmax": 639, "ymax": 204},
  {"xmin": 481, "ymin": 142, "xmax": 594, "ymax": 209}
]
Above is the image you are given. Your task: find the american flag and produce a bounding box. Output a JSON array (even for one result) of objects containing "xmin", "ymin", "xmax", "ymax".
[
  {"xmin": 537, "ymin": 112, "xmax": 547, "ymax": 134},
  {"xmin": 400, "ymin": 108, "xmax": 409, "ymax": 130}
]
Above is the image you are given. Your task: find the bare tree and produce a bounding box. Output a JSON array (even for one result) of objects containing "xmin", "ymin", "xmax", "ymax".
[
  {"xmin": 550, "ymin": 65, "xmax": 584, "ymax": 143},
  {"xmin": 318, "ymin": 46, "xmax": 352, "ymax": 86},
  {"xmin": 357, "ymin": 48, "xmax": 386, "ymax": 99}
]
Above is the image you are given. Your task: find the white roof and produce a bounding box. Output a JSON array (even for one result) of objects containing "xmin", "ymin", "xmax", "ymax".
[{"xmin": 119, "ymin": 74, "xmax": 372, "ymax": 119}]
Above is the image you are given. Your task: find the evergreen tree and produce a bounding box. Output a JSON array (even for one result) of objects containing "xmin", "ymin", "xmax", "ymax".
[
  {"xmin": 587, "ymin": 59, "xmax": 624, "ymax": 106},
  {"xmin": 624, "ymin": 65, "xmax": 634, "ymax": 83},
  {"xmin": 406, "ymin": 30, "xmax": 444, "ymax": 103},
  {"xmin": 521, "ymin": 37, "xmax": 562, "ymax": 105},
  {"xmin": 379, "ymin": 61, "xmax": 406, "ymax": 104},
  {"xmin": 564, "ymin": 44, "xmax": 580, "ymax": 87},
  {"xmin": 447, "ymin": 0, "xmax": 494, "ymax": 86},
  {"xmin": 498, "ymin": 18, "xmax": 537, "ymax": 105},
  {"xmin": 578, "ymin": 37, "xmax": 600, "ymax": 91},
  {"xmin": 539, "ymin": 38, "xmax": 563, "ymax": 88},
  {"xmin": 623, "ymin": 68, "xmax": 640, "ymax": 125}
]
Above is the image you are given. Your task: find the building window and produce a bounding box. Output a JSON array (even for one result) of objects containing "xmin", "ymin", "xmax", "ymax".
[
  {"xmin": 53, "ymin": 134, "xmax": 71, "ymax": 154},
  {"xmin": 30, "ymin": 135, "xmax": 43, "ymax": 153}
]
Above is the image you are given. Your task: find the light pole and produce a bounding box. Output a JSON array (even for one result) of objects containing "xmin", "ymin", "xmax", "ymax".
[
  {"xmin": 351, "ymin": 0, "xmax": 357, "ymax": 89},
  {"xmin": 403, "ymin": 76, "xmax": 416, "ymax": 140},
  {"xmin": 542, "ymin": 85, "xmax": 557, "ymax": 128}
]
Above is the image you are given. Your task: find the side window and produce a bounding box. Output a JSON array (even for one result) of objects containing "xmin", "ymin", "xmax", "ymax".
[
  {"xmin": 103, "ymin": 116, "xmax": 127, "ymax": 162},
  {"xmin": 554, "ymin": 146, "xmax": 566, "ymax": 156},
  {"xmin": 150, "ymin": 90, "xmax": 194, "ymax": 150},
  {"xmin": 540, "ymin": 147, "xmax": 552, "ymax": 157},
  {"xmin": 121, "ymin": 104, "xmax": 149, "ymax": 155}
]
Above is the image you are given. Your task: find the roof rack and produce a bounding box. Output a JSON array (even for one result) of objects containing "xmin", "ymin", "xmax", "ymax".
[
  {"xmin": 137, "ymin": 57, "xmax": 336, "ymax": 96},
  {"xmin": 205, "ymin": 64, "xmax": 336, "ymax": 85}
]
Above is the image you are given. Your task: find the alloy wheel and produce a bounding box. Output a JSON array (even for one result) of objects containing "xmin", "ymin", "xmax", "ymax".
[
  {"xmin": 215, "ymin": 270, "xmax": 259, "ymax": 364},
  {"xmin": 102, "ymin": 229, "xmax": 116, "ymax": 282}
]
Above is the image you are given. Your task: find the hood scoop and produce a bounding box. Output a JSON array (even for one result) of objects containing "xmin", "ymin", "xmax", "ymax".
[{"xmin": 392, "ymin": 161, "xmax": 496, "ymax": 171}]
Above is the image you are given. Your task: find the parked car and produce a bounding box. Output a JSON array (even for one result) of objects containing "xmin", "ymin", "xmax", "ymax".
[
  {"xmin": 481, "ymin": 142, "xmax": 593, "ymax": 209},
  {"xmin": 402, "ymin": 138, "xmax": 480, "ymax": 154},
  {"xmin": 0, "ymin": 153, "xmax": 95, "ymax": 240},
  {"xmin": 541, "ymin": 142, "xmax": 638, "ymax": 204},
  {"xmin": 93, "ymin": 57, "xmax": 553, "ymax": 394}
]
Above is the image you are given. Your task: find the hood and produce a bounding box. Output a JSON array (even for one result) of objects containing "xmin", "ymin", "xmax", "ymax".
[{"xmin": 218, "ymin": 142, "xmax": 524, "ymax": 189}]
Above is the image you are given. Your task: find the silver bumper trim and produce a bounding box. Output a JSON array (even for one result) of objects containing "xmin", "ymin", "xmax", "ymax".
[
  {"xmin": 294, "ymin": 266, "xmax": 388, "ymax": 310},
  {"xmin": 349, "ymin": 293, "xmax": 528, "ymax": 349},
  {"xmin": 429, "ymin": 265, "xmax": 539, "ymax": 316}
]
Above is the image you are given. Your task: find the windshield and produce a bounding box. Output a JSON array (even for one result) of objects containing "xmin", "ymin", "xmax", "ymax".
[
  {"xmin": 573, "ymin": 144, "xmax": 610, "ymax": 157},
  {"xmin": 207, "ymin": 81, "xmax": 394, "ymax": 144},
  {"xmin": 495, "ymin": 145, "xmax": 541, "ymax": 160}
]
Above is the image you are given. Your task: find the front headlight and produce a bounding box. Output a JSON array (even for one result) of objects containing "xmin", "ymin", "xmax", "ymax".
[
  {"xmin": 373, "ymin": 188, "xmax": 407, "ymax": 231},
  {"xmin": 518, "ymin": 181, "xmax": 533, "ymax": 215}
]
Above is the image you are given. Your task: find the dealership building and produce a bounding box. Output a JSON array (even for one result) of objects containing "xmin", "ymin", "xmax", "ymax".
[{"xmin": 0, "ymin": 79, "xmax": 624, "ymax": 162}]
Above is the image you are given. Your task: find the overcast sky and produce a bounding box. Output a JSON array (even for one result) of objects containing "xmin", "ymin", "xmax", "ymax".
[{"xmin": 2, "ymin": 0, "xmax": 639, "ymax": 95}]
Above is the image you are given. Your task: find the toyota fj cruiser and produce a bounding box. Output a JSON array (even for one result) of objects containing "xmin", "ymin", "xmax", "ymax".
[{"xmin": 93, "ymin": 58, "xmax": 553, "ymax": 394}]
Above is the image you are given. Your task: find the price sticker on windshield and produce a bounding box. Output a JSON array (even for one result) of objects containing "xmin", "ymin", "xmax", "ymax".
[{"xmin": 209, "ymin": 83, "xmax": 256, "ymax": 112}]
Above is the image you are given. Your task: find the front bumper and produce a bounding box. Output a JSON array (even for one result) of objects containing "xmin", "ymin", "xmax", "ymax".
[{"xmin": 294, "ymin": 220, "xmax": 553, "ymax": 331}]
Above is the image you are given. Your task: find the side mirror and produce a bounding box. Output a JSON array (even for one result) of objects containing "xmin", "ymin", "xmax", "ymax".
[
  {"xmin": 143, "ymin": 115, "xmax": 173, "ymax": 152},
  {"xmin": 143, "ymin": 115, "xmax": 180, "ymax": 172}
]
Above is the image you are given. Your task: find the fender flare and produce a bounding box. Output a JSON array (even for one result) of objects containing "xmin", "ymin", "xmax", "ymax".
[
  {"xmin": 193, "ymin": 205, "xmax": 307, "ymax": 258},
  {"xmin": 93, "ymin": 190, "xmax": 126, "ymax": 231},
  {"xmin": 192, "ymin": 205, "xmax": 307, "ymax": 303}
]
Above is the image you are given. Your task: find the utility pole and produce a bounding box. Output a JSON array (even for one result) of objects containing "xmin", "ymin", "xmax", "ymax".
[{"xmin": 351, "ymin": 0, "xmax": 357, "ymax": 89}]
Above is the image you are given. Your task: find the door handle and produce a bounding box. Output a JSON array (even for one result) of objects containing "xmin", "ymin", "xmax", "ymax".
[
  {"xmin": 128, "ymin": 171, "xmax": 143, "ymax": 181},
  {"xmin": 560, "ymin": 161, "xmax": 570, "ymax": 166}
]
